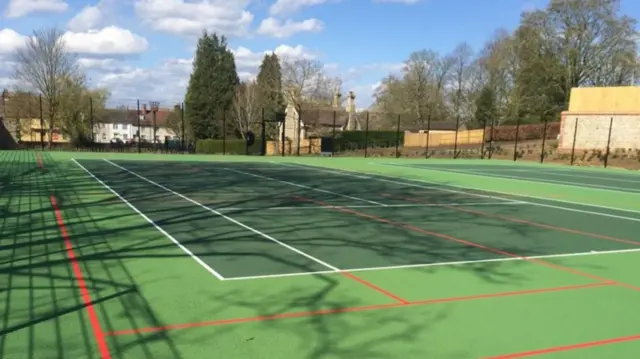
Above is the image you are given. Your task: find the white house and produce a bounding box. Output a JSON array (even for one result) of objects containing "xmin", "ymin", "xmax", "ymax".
[{"xmin": 94, "ymin": 104, "xmax": 179, "ymax": 143}]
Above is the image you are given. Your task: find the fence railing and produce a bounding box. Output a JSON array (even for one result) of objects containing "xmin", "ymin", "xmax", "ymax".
[{"xmin": 1, "ymin": 105, "xmax": 638, "ymax": 169}]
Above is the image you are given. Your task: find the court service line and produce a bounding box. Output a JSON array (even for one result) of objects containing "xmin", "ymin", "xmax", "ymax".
[
  {"xmin": 294, "ymin": 194, "xmax": 640, "ymax": 291},
  {"xmin": 397, "ymin": 164, "xmax": 640, "ymax": 194},
  {"xmin": 106, "ymin": 282, "xmax": 611, "ymax": 337},
  {"xmin": 222, "ymin": 167, "xmax": 386, "ymax": 206},
  {"xmin": 104, "ymin": 160, "xmax": 410, "ymax": 304},
  {"xmin": 276, "ymin": 162, "xmax": 640, "ymax": 222},
  {"xmin": 72, "ymin": 159, "xmax": 226, "ymax": 280},
  {"xmin": 215, "ymin": 201, "xmax": 527, "ymax": 212},
  {"xmin": 103, "ymin": 160, "xmax": 339, "ymax": 272},
  {"xmin": 222, "ymin": 247, "xmax": 640, "ymax": 281},
  {"xmin": 381, "ymin": 193, "xmax": 640, "ymax": 247}
]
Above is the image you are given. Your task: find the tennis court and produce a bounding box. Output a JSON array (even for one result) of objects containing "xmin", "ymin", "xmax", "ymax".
[{"xmin": 3, "ymin": 152, "xmax": 640, "ymax": 358}]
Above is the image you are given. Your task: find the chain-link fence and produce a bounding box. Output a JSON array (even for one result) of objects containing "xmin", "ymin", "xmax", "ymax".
[{"xmin": 1, "ymin": 91, "xmax": 637, "ymax": 168}]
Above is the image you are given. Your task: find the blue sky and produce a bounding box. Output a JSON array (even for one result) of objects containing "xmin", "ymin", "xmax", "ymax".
[{"xmin": 1, "ymin": 0, "xmax": 639, "ymax": 109}]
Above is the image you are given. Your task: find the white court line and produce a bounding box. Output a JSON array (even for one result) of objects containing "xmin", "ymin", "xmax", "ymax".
[
  {"xmin": 399, "ymin": 164, "xmax": 640, "ymax": 194},
  {"xmin": 276, "ymin": 162, "xmax": 640, "ymax": 222},
  {"xmin": 223, "ymin": 167, "xmax": 386, "ymax": 206},
  {"xmin": 103, "ymin": 159, "xmax": 341, "ymax": 275},
  {"xmin": 215, "ymin": 201, "xmax": 526, "ymax": 211},
  {"xmin": 223, "ymin": 247, "xmax": 640, "ymax": 281},
  {"xmin": 71, "ymin": 159, "xmax": 226, "ymax": 280},
  {"xmin": 517, "ymin": 168, "xmax": 640, "ymax": 184}
]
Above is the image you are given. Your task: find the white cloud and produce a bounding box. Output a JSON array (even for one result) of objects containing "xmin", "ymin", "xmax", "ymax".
[
  {"xmin": 269, "ymin": 0, "xmax": 334, "ymax": 16},
  {"xmin": 5, "ymin": 0, "xmax": 68, "ymax": 18},
  {"xmin": 67, "ymin": 5, "xmax": 102, "ymax": 31},
  {"xmin": 233, "ymin": 44, "xmax": 315, "ymax": 72},
  {"xmin": 63, "ymin": 27, "xmax": 148, "ymax": 55},
  {"xmin": 95, "ymin": 44, "xmax": 315, "ymax": 104},
  {"xmin": 134, "ymin": 0, "xmax": 254, "ymax": 37},
  {"xmin": 257, "ymin": 17, "xmax": 323, "ymax": 38},
  {"xmin": 0, "ymin": 29, "xmax": 26, "ymax": 54}
]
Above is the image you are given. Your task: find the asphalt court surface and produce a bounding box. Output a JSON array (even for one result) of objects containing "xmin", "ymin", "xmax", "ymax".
[
  {"xmin": 395, "ymin": 162, "xmax": 640, "ymax": 193},
  {"xmin": 76, "ymin": 159, "xmax": 640, "ymax": 279}
]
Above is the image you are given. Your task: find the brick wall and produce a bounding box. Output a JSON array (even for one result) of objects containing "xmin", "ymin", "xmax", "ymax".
[{"xmin": 559, "ymin": 112, "xmax": 640, "ymax": 150}]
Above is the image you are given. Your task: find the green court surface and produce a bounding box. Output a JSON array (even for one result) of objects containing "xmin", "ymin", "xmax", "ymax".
[{"xmin": 2, "ymin": 152, "xmax": 640, "ymax": 359}]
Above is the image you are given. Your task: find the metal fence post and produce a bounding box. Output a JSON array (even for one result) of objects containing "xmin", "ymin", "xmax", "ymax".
[
  {"xmin": 331, "ymin": 110, "xmax": 336, "ymax": 156},
  {"xmin": 480, "ymin": 120, "xmax": 487, "ymax": 159},
  {"xmin": 488, "ymin": 117, "xmax": 495, "ymax": 159},
  {"xmin": 539, "ymin": 117, "xmax": 549, "ymax": 163},
  {"xmin": 424, "ymin": 113, "xmax": 431, "ymax": 158},
  {"xmin": 222, "ymin": 111, "xmax": 227, "ymax": 155},
  {"xmin": 136, "ymin": 99, "xmax": 141, "ymax": 153},
  {"xmin": 513, "ymin": 116, "xmax": 520, "ymax": 161},
  {"xmin": 395, "ymin": 114, "xmax": 401, "ymax": 158},
  {"xmin": 296, "ymin": 108, "xmax": 302, "ymax": 156},
  {"xmin": 89, "ymin": 96, "xmax": 94, "ymax": 143},
  {"xmin": 364, "ymin": 112, "xmax": 369, "ymax": 158},
  {"xmin": 261, "ymin": 107, "xmax": 267, "ymax": 156},
  {"xmin": 570, "ymin": 117, "xmax": 579, "ymax": 165},
  {"xmin": 281, "ymin": 112, "xmax": 286, "ymax": 157},
  {"xmin": 453, "ymin": 115, "xmax": 460, "ymax": 159},
  {"xmin": 180, "ymin": 102, "xmax": 185, "ymax": 152},
  {"xmin": 39, "ymin": 94, "xmax": 44, "ymax": 150},
  {"xmin": 603, "ymin": 117, "xmax": 614, "ymax": 168}
]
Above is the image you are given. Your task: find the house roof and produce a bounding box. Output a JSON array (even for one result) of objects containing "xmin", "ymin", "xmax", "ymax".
[
  {"xmin": 299, "ymin": 109, "xmax": 350, "ymax": 127},
  {"xmin": 97, "ymin": 107, "xmax": 172, "ymax": 126}
]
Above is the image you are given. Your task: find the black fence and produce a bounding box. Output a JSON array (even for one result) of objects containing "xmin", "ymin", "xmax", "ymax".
[{"xmin": 1, "ymin": 98, "xmax": 638, "ymax": 169}]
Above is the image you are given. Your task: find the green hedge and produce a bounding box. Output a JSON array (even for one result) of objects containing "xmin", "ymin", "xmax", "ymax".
[{"xmin": 195, "ymin": 139, "xmax": 263, "ymax": 155}]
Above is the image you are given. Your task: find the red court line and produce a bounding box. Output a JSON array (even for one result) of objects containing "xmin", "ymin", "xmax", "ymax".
[
  {"xmin": 381, "ymin": 193, "xmax": 640, "ymax": 292},
  {"xmin": 35, "ymin": 152, "xmax": 43, "ymax": 168},
  {"xmin": 485, "ymin": 332, "xmax": 640, "ymax": 358},
  {"xmin": 50, "ymin": 196, "xmax": 112, "ymax": 359},
  {"xmin": 340, "ymin": 271, "xmax": 409, "ymax": 304},
  {"xmin": 105, "ymin": 281, "xmax": 611, "ymax": 336},
  {"xmin": 381, "ymin": 193, "xmax": 640, "ymax": 247},
  {"xmin": 294, "ymin": 195, "xmax": 622, "ymax": 285}
]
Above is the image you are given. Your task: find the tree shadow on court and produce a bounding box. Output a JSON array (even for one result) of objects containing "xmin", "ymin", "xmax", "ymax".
[{"xmin": 0, "ymin": 153, "xmax": 622, "ymax": 359}]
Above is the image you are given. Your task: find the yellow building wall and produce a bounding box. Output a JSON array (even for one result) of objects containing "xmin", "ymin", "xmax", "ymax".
[
  {"xmin": 568, "ymin": 86, "xmax": 640, "ymax": 113},
  {"xmin": 404, "ymin": 129, "xmax": 485, "ymax": 148},
  {"xmin": 18, "ymin": 118, "xmax": 70, "ymax": 143}
]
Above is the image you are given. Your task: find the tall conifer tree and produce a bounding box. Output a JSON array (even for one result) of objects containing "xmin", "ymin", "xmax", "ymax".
[{"xmin": 185, "ymin": 31, "xmax": 239, "ymax": 139}]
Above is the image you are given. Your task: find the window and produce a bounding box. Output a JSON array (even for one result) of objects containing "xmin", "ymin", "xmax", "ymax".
[
  {"xmin": 101, "ymin": 134, "xmax": 107, "ymax": 140},
  {"xmin": 112, "ymin": 123, "xmax": 118, "ymax": 129},
  {"xmin": 123, "ymin": 134, "xmax": 128, "ymax": 139},
  {"xmin": 122, "ymin": 124, "xmax": 128, "ymax": 130}
]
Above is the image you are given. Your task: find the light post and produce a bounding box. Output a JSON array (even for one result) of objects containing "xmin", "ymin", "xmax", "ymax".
[{"xmin": 150, "ymin": 101, "xmax": 159, "ymax": 151}]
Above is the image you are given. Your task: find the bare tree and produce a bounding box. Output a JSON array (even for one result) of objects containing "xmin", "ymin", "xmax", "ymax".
[
  {"xmin": 280, "ymin": 58, "xmax": 339, "ymax": 154},
  {"xmin": 450, "ymin": 43, "xmax": 474, "ymax": 121},
  {"xmin": 231, "ymin": 81, "xmax": 262, "ymax": 138},
  {"xmin": 13, "ymin": 27, "xmax": 82, "ymax": 148}
]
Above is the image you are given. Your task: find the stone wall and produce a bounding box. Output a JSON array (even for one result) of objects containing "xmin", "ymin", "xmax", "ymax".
[{"xmin": 559, "ymin": 112, "xmax": 640, "ymax": 150}]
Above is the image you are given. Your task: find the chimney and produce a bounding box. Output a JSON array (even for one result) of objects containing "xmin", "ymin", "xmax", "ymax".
[
  {"xmin": 142, "ymin": 103, "xmax": 147, "ymax": 112},
  {"xmin": 347, "ymin": 91, "xmax": 356, "ymax": 113},
  {"xmin": 332, "ymin": 90, "xmax": 341, "ymax": 108}
]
